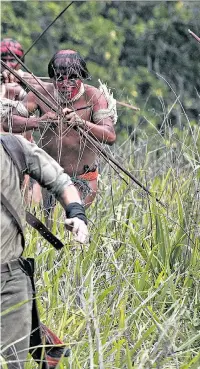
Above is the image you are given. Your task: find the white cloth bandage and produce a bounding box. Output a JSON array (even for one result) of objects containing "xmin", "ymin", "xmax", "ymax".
[
  {"xmin": 17, "ymin": 69, "xmax": 24, "ymax": 78},
  {"xmin": 0, "ymin": 98, "xmax": 29, "ymax": 120},
  {"xmin": 92, "ymin": 79, "xmax": 118, "ymax": 125},
  {"xmin": 0, "ymin": 84, "xmax": 6, "ymax": 99},
  {"xmin": 18, "ymin": 89, "xmax": 27, "ymax": 100}
]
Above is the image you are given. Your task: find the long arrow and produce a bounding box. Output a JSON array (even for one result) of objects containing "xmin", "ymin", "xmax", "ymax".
[
  {"xmin": 117, "ymin": 101, "xmax": 140, "ymax": 111},
  {"xmin": 23, "ymin": 2, "xmax": 74, "ymax": 57},
  {"xmin": 188, "ymin": 29, "xmax": 200, "ymax": 43},
  {"xmin": 1, "ymin": 60, "xmax": 165, "ymax": 207},
  {"xmin": 10, "ymin": 74, "xmax": 140, "ymax": 112},
  {"xmin": 7, "ymin": 0, "xmax": 140, "ymax": 113}
]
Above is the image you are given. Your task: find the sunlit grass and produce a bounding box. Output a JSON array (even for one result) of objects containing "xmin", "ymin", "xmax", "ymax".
[{"xmin": 20, "ymin": 122, "xmax": 200, "ymax": 369}]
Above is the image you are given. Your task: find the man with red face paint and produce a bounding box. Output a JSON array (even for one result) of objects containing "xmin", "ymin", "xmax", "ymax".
[
  {"xmin": 0, "ymin": 38, "xmax": 43, "ymax": 203},
  {"xmin": 1, "ymin": 38, "xmax": 25, "ymax": 81},
  {"xmin": 0, "ymin": 38, "xmax": 30, "ymax": 111},
  {"xmin": 3, "ymin": 49, "xmax": 117, "ymax": 211},
  {"xmin": 0, "ymin": 38, "xmax": 41, "ymax": 98}
]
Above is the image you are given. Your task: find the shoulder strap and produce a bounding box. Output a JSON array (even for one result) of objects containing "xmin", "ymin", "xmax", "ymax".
[
  {"xmin": 1, "ymin": 192, "xmax": 25, "ymax": 248},
  {"xmin": 0, "ymin": 134, "xmax": 27, "ymax": 184}
]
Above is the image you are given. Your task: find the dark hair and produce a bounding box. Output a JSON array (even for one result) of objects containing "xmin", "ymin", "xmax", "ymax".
[{"xmin": 48, "ymin": 51, "xmax": 90, "ymax": 80}]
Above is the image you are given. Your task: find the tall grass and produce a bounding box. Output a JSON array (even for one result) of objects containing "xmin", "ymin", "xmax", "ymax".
[{"xmin": 19, "ymin": 116, "xmax": 200, "ymax": 369}]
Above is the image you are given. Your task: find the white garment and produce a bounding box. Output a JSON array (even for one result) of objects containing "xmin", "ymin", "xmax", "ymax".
[
  {"xmin": 92, "ymin": 79, "xmax": 118, "ymax": 125},
  {"xmin": 0, "ymin": 69, "xmax": 28, "ymax": 120},
  {"xmin": 0, "ymin": 98, "xmax": 29, "ymax": 120}
]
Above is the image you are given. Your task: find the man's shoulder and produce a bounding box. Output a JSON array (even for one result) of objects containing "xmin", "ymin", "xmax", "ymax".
[
  {"xmin": 4, "ymin": 133, "xmax": 32, "ymax": 155},
  {"xmin": 0, "ymin": 133, "xmax": 28, "ymax": 170},
  {"xmin": 84, "ymin": 83, "xmax": 109, "ymax": 109},
  {"xmin": 36, "ymin": 82, "xmax": 53, "ymax": 92},
  {"xmin": 0, "ymin": 132, "xmax": 25, "ymax": 142},
  {"xmin": 2, "ymin": 133, "xmax": 29, "ymax": 150},
  {"xmin": 84, "ymin": 84, "xmax": 103, "ymax": 101},
  {"xmin": 25, "ymin": 82, "xmax": 53, "ymax": 102}
]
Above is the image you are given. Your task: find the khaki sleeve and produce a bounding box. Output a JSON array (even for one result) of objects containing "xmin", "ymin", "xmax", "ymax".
[{"xmin": 16, "ymin": 135, "xmax": 72, "ymax": 198}]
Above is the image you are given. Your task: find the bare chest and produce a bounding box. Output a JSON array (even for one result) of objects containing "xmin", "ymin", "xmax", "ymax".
[
  {"xmin": 39, "ymin": 87, "xmax": 92, "ymax": 121},
  {"xmin": 38, "ymin": 90, "xmax": 96, "ymax": 174}
]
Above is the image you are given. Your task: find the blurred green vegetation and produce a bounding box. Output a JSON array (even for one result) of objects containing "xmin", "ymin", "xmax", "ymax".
[{"xmin": 1, "ymin": 1, "xmax": 200, "ymax": 139}]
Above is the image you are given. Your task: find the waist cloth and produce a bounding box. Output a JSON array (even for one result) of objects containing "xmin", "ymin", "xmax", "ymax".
[
  {"xmin": 71, "ymin": 167, "xmax": 98, "ymax": 199},
  {"xmin": 42, "ymin": 166, "xmax": 98, "ymax": 213}
]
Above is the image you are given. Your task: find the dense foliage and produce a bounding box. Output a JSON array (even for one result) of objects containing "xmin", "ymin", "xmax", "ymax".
[{"xmin": 2, "ymin": 1, "xmax": 200, "ymax": 138}]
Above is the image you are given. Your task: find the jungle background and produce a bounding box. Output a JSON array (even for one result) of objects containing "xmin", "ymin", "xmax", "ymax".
[
  {"xmin": 1, "ymin": 1, "xmax": 200, "ymax": 369},
  {"xmin": 2, "ymin": 0, "xmax": 200, "ymax": 139}
]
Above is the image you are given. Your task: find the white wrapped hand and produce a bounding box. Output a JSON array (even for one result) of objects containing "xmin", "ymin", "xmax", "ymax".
[{"xmin": 65, "ymin": 217, "xmax": 89, "ymax": 244}]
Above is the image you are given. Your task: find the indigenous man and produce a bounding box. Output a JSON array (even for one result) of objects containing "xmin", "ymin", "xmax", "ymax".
[
  {"xmin": 0, "ymin": 38, "xmax": 42, "ymax": 202},
  {"xmin": 0, "ymin": 38, "xmax": 33, "ymax": 131},
  {"xmin": 0, "ymin": 38, "xmax": 40, "ymax": 94},
  {"xmin": 3, "ymin": 49, "xmax": 117, "ymax": 212},
  {"xmin": 1, "ymin": 132, "xmax": 89, "ymax": 368}
]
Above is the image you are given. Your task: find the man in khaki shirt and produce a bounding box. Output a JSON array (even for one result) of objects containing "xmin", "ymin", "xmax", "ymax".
[{"xmin": 1, "ymin": 133, "xmax": 89, "ymax": 368}]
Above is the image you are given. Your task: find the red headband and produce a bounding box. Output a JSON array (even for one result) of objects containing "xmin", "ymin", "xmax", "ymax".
[{"xmin": 0, "ymin": 39, "xmax": 24, "ymax": 59}]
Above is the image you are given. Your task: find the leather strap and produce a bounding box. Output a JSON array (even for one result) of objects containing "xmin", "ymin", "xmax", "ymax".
[
  {"xmin": 1, "ymin": 192, "xmax": 64, "ymax": 250},
  {"xmin": 26, "ymin": 211, "xmax": 64, "ymax": 250}
]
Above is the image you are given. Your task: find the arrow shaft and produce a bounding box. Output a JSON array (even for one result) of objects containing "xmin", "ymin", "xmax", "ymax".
[
  {"xmin": 117, "ymin": 101, "xmax": 140, "ymax": 111},
  {"xmin": 1, "ymin": 60, "xmax": 165, "ymax": 207},
  {"xmin": 23, "ymin": 2, "xmax": 74, "ymax": 57},
  {"xmin": 188, "ymin": 29, "xmax": 200, "ymax": 43}
]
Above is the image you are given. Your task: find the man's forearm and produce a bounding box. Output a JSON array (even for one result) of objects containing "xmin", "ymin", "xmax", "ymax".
[
  {"xmin": 58, "ymin": 184, "xmax": 87, "ymax": 225},
  {"xmin": 83, "ymin": 121, "xmax": 116, "ymax": 145},
  {"xmin": 59, "ymin": 184, "xmax": 82, "ymax": 208},
  {"xmin": 60, "ymin": 185, "xmax": 87, "ymax": 226},
  {"xmin": 3, "ymin": 115, "xmax": 38, "ymax": 133}
]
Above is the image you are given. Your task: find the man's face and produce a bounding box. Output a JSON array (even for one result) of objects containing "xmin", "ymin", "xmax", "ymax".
[
  {"xmin": 1, "ymin": 55, "xmax": 20, "ymax": 70},
  {"xmin": 53, "ymin": 73, "xmax": 82, "ymax": 100}
]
